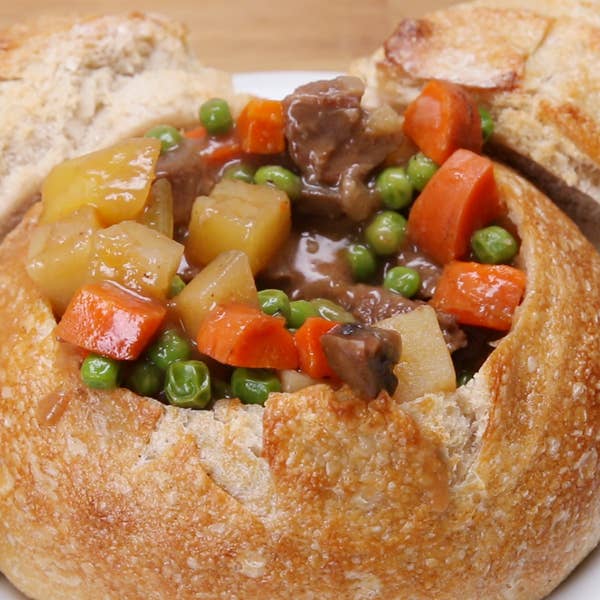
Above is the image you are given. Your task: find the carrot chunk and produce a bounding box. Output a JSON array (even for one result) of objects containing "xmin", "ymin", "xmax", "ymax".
[
  {"xmin": 184, "ymin": 125, "xmax": 207, "ymax": 140},
  {"xmin": 407, "ymin": 149, "xmax": 504, "ymax": 265},
  {"xmin": 196, "ymin": 302, "xmax": 298, "ymax": 369},
  {"xmin": 403, "ymin": 80, "xmax": 483, "ymax": 165},
  {"xmin": 200, "ymin": 134, "xmax": 242, "ymax": 165},
  {"xmin": 237, "ymin": 99, "xmax": 286, "ymax": 154},
  {"xmin": 56, "ymin": 282, "xmax": 166, "ymax": 360},
  {"xmin": 294, "ymin": 317, "xmax": 338, "ymax": 379},
  {"xmin": 430, "ymin": 261, "xmax": 526, "ymax": 331}
]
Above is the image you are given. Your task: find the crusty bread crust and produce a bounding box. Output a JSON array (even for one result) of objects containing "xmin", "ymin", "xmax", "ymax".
[
  {"xmin": 0, "ymin": 162, "xmax": 598, "ymax": 599},
  {"xmin": 0, "ymin": 12, "xmax": 232, "ymax": 237},
  {"xmin": 354, "ymin": 0, "xmax": 600, "ymax": 248},
  {"xmin": 1, "ymin": 8, "xmax": 599, "ymax": 600}
]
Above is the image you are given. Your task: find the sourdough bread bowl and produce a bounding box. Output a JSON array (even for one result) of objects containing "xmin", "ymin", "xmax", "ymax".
[{"xmin": 0, "ymin": 8, "xmax": 599, "ymax": 600}]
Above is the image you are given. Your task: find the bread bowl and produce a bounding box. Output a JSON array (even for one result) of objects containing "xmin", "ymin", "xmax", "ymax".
[{"xmin": 0, "ymin": 9, "xmax": 599, "ymax": 600}]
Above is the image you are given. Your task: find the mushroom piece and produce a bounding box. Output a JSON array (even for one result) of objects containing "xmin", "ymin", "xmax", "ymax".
[{"xmin": 321, "ymin": 323, "xmax": 401, "ymax": 400}]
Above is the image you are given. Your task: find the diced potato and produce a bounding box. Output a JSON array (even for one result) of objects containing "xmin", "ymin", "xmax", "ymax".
[
  {"xmin": 138, "ymin": 178, "xmax": 174, "ymax": 238},
  {"xmin": 186, "ymin": 179, "xmax": 291, "ymax": 274},
  {"xmin": 26, "ymin": 206, "xmax": 102, "ymax": 314},
  {"xmin": 41, "ymin": 138, "xmax": 161, "ymax": 225},
  {"xmin": 87, "ymin": 221, "xmax": 183, "ymax": 300},
  {"xmin": 279, "ymin": 370, "xmax": 320, "ymax": 393},
  {"xmin": 377, "ymin": 306, "xmax": 456, "ymax": 403},
  {"xmin": 173, "ymin": 250, "xmax": 258, "ymax": 337}
]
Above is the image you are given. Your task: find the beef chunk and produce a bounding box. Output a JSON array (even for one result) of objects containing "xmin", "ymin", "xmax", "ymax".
[
  {"xmin": 334, "ymin": 283, "xmax": 418, "ymax": 324},
  {"xmin": 155, "ymin": 137, "xmax": 218, "ymax": 235},
  {"xmin": 393, "ymin": 244, "xmax": 443, "ymax": 299},
  {"xmin": 434, "ymin": 310, "xmax": 467, "ymax": 354},
  {"xmin": 321, "ymin": 323, "xmax": 401, "ymax": 400},
  {"xmin": 283, "ymin": 76, "xmax": 403, "ymax": 221}
]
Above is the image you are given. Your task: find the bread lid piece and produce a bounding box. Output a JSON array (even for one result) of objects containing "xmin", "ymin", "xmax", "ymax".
[
  {"xmin": 355, "ymin": 0, "xmax": 600, "ymax": 248},
  {"xmin": 0, "ymin": 13, "xmax": 233, "ymax": 236}
]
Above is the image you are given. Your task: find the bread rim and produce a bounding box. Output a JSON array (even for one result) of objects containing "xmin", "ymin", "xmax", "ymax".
[
  {"xmin": 0, "ymin": 162, "xmax": 599, "ymax": 599},
  {"xmin": 353, "ymin": 0, "xmax": 600, "ymax": 249},
  {"xmin": 0, "ymin": 10, "xmax": 599, "ymax": 600}
]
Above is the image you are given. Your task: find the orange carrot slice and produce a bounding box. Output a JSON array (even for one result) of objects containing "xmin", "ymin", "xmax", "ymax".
[
  {"xmin": 200, "ymin": 134, "xmax": 242, "ymax": 165},
  {"xmin": 237, "ymin": 99, "xmax": 286, "ymax": 154},
  {"xmin": 184, "ymin": 125, "xmax": 208, "ymax": 140},
  {"xmin": 403, "ymin": 79, "xmax": 483, "ymax": 165},
  {"xmin": 430, "ymin": 261, "xmax": 526, "ymax": 331},
  {"xmin": 56, "ymin": 282, "xmax": 166, "ymax": 360},
  {"xmin": 294, "ymin": 317, "xmax": 339, "ymax": 379},
  {"xmin": 196, "ymin": 302, "xmax": 298, "ymax": 369},
  {"xmin": 407, "ymin": 149, "xmax": 504, "ymax": 265}
]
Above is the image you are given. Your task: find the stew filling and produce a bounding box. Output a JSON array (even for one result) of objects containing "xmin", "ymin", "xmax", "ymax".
[{"xmin": 26, "ymin": 76, "xmax": 525, "ymax": 408}]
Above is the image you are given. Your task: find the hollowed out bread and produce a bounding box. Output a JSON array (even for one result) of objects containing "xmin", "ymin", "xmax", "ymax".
[
  {"xmin": 0, "ymin": 162, "xmax": 598, "ymax": 599},
  {"xmin": 1, "ymin": 9, "xmax": 600, "ymax": 600},
  {"xmin": 354, "ymin": 0, "xmax": 600, "ymax": 248},
  {"xmin": 0, "ymin": 12, "xmax": 232, "ymax": 237}
]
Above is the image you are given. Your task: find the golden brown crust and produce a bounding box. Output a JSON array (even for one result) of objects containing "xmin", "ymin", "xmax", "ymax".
[
  {"xmin": 1, "ymin": 7, "xmax": 600, "ymax": 599},
  {"xmin": 356, "ymin": 0, "xmax": 600, "ymax": 249},
  {"xmin": 0, "ymin": 161, "xmax": 598, "ymax": 599},
  {"xmin": 383, "ymin": 7, "xmax": 550, "ymax": 90}
]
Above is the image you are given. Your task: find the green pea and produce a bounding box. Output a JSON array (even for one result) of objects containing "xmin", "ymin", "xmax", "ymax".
[
  {"xmin": 231, "ymin": 368, "xmax": 281, "ymax": 406},
  {"xmin": 168, "ymin": 275, "xmax": 186, "ymax": 298},
  {"xmin": 254, "ymin": 165, "xmax": 301, "ymax": 201},
  {"xmin": 125, "ymin": 360, "xmax": 163, "ymax": 397},
  {"xmin": 364, "ymin": 211, "xmax": 408, "ymax": 256},
  {"xmin": 148, "ymin": 329, "xmax": 192, "ymax": 371},
  {"xmin": 199, "ymin": 98, "xmax": 233, "ymax": 135},
  {"xmin": 346, "ymin": 243, "xmax": 377, "ymax": 282},
  {"xmin": 376, "ymin": 167, "xmax": 414, "ymax": 210},
  {"xmin": 81, "ymin": 354, "xmax": 120, "ymax": 390},
  {"xmin": 407, "ymin": 152, "xmax": 438, "ymax": 191},
  {"xmin": 310, "ymin": 298, "xmax": 356, "ymax": 323},
  {"xmin": 144, "ymin": 125, "xmax": 183, "ymax": 153},
  {"xmin": 165, "ymin": 360, "xmax": 211, "ymax": 409},
  {"xmin": 457, "ymin": 371, "xmax": 474, "ymax": 387},
  {"xmin": 383, "ymin": 266, "xmax": 421, "ymax": 298},
  {"xmin": 471, "ymin": 225, "xmax": 519, "ymax": 264},
  {"xmin": 222, "ymin": 162, "xmax": 255, "ymax": 183},
  {"xmin": 479, "ymin": 107, "xmax": 494, "ymax": 143},
  {"xmin": 258, "ymin": 289, "xmax": 291, "ymax": 320},
  {"xmin": 287, "ymin": 300, "xmax": 319, "ymax": 329}
]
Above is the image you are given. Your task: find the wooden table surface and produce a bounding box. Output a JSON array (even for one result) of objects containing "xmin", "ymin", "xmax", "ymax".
[{"xmin": 0, "ymin": 0, "xmax": 459, "ymax": 72}]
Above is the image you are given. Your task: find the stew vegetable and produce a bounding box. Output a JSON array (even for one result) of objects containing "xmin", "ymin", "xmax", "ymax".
[{"xmin": 27, "ymin": 76, "xmax": 525, "ymax": 407}]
